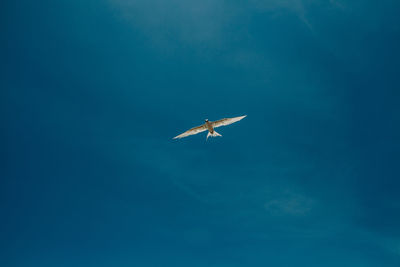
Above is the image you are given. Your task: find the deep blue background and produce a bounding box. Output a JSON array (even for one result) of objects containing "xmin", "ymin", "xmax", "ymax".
[{"xmin": 2, "ymin": 1, "xmax": 400, "ymax": 266}]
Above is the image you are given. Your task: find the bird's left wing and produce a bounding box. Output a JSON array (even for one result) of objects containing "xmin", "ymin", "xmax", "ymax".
[
  {"xmin": 212, "ymin": 115, "xmax": 247, "ymax": 128},
  {"xmin": 173, "ymin": 124, "xmax": 207, "ymax": 139}
]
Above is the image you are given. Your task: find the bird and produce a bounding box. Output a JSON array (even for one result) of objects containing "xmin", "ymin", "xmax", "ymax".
[{"xmin": 173, "ymin": 115, "xmax": 247, "ymax": 140}]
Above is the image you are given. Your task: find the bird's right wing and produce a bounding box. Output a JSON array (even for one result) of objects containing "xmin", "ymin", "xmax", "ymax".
[
  {"xmin": 212, "ymin": 115, "xmax": 247, "ymax": 128},
  {"xmin": 173, "ymin": 124, "xmax": 207, "ymax": 139}
]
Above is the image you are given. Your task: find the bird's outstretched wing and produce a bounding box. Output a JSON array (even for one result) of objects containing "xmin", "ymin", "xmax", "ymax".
[
  {"xmin": 173, "ymin": 124, "xmax": 207, "ymax": 139},
  {"xmin": 212, "ymin": 115, "xmax": 247, "ymax": 128}
]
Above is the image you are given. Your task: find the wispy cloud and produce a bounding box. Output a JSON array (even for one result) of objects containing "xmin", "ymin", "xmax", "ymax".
[
  {"xmin": 109, "ymin": 0, "xmax": 233, "ymax": 47},
  {"xmin": 264, "ymin": 190, "xmax": 315, "ymax": 216},
  {"xmin": 108, "ymin": 0, "xmax": 345, "ymax": 47},
  {"xmin": 247, "ymin": 0, "xmax": 313, "ymax": 29}
]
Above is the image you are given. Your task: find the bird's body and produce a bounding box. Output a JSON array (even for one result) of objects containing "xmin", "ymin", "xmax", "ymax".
[
  {"xmin": 173, "ymin": 115, "xmax": 247, "ymax": 140},
  {"xmin": 205, "ymin": 120, "xmax": 214, "ymax": 133}
]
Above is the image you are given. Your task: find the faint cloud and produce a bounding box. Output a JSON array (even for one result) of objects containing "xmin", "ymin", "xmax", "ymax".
[
  {"xmin": 264, "ymin": 191, "xmax": 315, "ymax": 216},
  {"xmin": 109, "ymin": 0, "xmax": 232, "ymax": 47},
  {"xmin": 108, "ymin": 0, "xmax": 344, "ymax": 48},
  {"xmin": 329, "ymin": 0, "xmax": 346, "ymax": 9},
  {"xmin": 379, "ymin": 237, "xmax": 400, "ymax": 257},
  {"xmin": 247, "ymin": 0, "xmax": 313, "ymax": 30},
  {"xmin": 392, "ymin": 243, "xmax": 400, "ymax": 256}
]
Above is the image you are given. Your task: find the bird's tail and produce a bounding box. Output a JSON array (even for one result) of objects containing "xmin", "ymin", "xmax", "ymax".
[{"xmin": 206, "ymin": 131, "xmax": 222, "ymax": 140}]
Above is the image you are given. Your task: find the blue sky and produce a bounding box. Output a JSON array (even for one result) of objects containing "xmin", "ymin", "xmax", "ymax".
[{"xmin": 2, "ymin": 0, "xmax": 400, "ymax": 266}]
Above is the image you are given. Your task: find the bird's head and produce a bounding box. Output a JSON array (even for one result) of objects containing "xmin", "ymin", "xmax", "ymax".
[{"xmin": 205, "ymin": 119, "xmax": 209, "ymax": 122}]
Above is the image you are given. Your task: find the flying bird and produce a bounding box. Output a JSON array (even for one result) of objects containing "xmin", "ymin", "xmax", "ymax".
[{"xmin": 173, "ymin": 115, "xmax": 247, "ymax": 140}]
